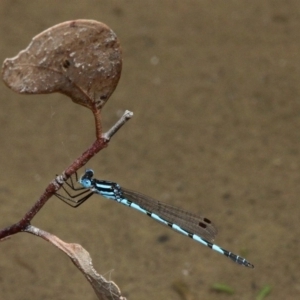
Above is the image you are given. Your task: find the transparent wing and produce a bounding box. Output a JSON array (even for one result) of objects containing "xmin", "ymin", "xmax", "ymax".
[{"xmin": 121, "ymin": 188, "xmax": 218, "ymax": 242}]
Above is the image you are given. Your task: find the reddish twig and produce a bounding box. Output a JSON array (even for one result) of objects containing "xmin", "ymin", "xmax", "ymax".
[
  {"xmin": 93, "ymin": 107, "xmax": 103, "ymax": 141},
  {"xmin": 0, "ymin": 109, "xmax": 133, "ymax": 240}
]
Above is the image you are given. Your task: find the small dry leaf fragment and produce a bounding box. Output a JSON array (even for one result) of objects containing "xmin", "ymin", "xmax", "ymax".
[
  {"xmin": 25, "ymin": 225, "xmax": 126, "ymax": 300},
  {"xmin": 54, "ymin": 240, "xmax": 126, "ymax": 300},
  {"xmin": 2, "ymin": 19, "xmax": 122, "ymax": 110}
]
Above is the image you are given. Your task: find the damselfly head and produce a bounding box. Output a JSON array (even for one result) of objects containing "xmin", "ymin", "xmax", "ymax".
[{"xmin": 78, "ymin": 169, "xmax": 94, "ymax": 188}]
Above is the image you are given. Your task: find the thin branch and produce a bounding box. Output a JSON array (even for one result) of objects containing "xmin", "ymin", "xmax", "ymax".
[
  {"xmin": 93, "ymin": 108, "xmax": 103, "ymax": 140},
  {"xmin": 102, "ymin": 110, "xmax": 133, "ymax": 141},
  {"xmin": 0, "ymin": 110, "xmax": 133, "ymax": 240}
]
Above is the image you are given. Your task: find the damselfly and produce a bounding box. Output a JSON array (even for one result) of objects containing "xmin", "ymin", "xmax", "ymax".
[{"xmin": 56, "ymin": 169, "xmax": 254, "ymax": 268}]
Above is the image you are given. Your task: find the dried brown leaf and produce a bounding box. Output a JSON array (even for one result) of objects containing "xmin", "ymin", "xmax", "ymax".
[
  {"xmin": 25, "ymin": 225, "xmax": 126, "ymax": 300},
  {"xmin": 2, "ymin": 19, "xmax": 122, "ymax": 110},
  {"xmin": 53, "ymin": 239, "xmax": 126, "ymax": 300}
]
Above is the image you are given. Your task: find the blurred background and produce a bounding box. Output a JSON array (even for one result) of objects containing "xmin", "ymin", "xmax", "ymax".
[{"xmin": 0, "ymin": 1, "xmax": 299, "ymax": 299}]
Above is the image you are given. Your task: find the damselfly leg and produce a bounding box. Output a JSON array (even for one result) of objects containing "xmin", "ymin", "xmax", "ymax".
[{"xmin": 55, "ymin": 172, "xmax": 94, "ymax": 208}]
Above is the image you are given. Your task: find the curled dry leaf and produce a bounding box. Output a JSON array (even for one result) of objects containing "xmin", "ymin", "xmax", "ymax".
[
  {"xmin": 25, "ymin": 225, "xmax": 126, "ymax": 300},
  {"xmin": 55, "ymin": 241, "xmax": 126, "ymax": 300},
  {"xmin": 2, "ymin": 19, "xmax": 122, "ymax": 110}
]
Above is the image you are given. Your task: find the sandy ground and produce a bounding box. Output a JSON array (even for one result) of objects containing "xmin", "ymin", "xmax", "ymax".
[{"xmin": 0, "ymin": 1, "xmax": 300, "ymax": 299}]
